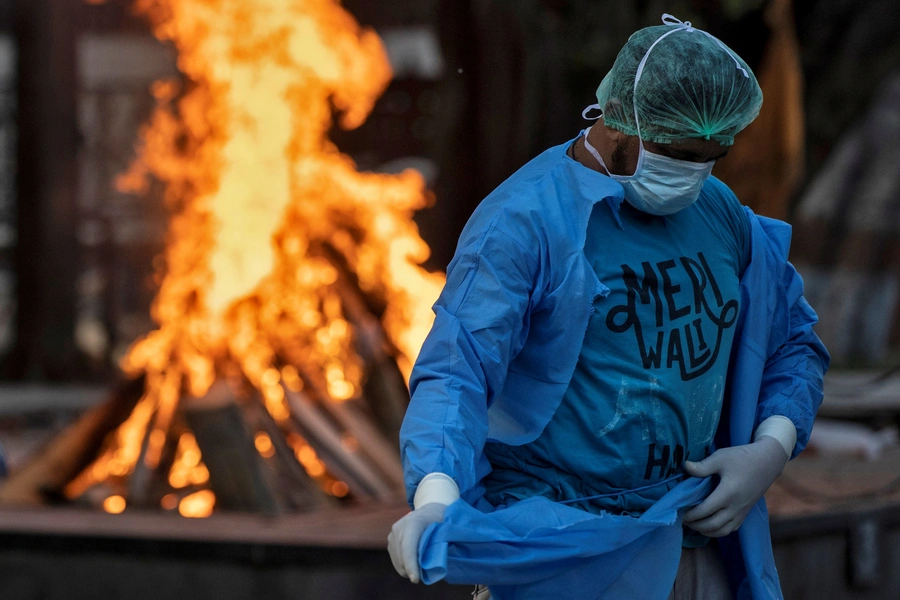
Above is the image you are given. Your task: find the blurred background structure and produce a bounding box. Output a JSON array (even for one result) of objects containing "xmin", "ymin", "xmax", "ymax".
[{"xmin": 1, "ymin": 0, "xmax": 900, "ymax": 599}]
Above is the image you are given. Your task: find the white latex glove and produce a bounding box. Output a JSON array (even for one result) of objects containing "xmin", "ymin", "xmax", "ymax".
[
  {"xmin": 387, "ymin": 502, "xmax": 446, "ymax": 583},
  {"xmin": 683, "ymin": 436, "xmax": 788, "ymax": 537}
]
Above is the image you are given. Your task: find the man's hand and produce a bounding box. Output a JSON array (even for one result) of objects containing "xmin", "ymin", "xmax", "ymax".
[
  {"xmin": 683, "ymin": 436, "xmax": 788, "ymax": 537},
  {"xmin": 387, "ymin": 502, "xmax": 446, "ymax": 583}
]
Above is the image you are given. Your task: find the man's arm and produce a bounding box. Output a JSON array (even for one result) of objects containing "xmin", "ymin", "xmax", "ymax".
[
  {"xmin": 389, "ymin": 220, "xmax": 537, "ymax": 583},
  {"xmin": 401, "ymin": 220, "xmax": 538, "ymax": 506},
  {"xmin": 754, "ymin": 261, "xmax": 829, "ymax": 459}
]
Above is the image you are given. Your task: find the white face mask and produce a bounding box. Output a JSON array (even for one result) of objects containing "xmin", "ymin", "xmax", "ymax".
[{"xmin": 582, "ymin": 127, "xmax": 714, "ymax": 216}]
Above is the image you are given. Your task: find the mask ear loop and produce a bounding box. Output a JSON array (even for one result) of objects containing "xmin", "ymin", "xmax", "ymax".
[
  {"xmin": 580, "ymin": 104, "xmax": 614, "ymax": 175},
  {"xmin": 581, "ymin": 125, "xmax": 612, "ymax": 176},
  {"xmin": 582, "ymin": 104, "xmax": 603, "ymax": 121}
]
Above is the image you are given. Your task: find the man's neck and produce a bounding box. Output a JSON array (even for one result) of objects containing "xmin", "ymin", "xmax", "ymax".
[{"xmin": 571, "ymin": 128, "xmax": 607, "ymax": 174}]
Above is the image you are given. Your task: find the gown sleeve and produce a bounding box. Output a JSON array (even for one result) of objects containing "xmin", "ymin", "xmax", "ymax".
[
  {"xmin": 755, "ymin": 257, "xmax": 830, "ymax": 459},
  {"xmin": 400, "ymin": 217, "xmax": 539, "ymax": 506}
]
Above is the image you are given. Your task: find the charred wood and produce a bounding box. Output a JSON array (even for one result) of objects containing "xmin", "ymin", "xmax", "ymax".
[
  {"xmin": 284, "ymin": 385, "xmax": 398, "ymax": 502},
  {"xmin": 321, "ymin": 242, "xmax": 410, "ymax": 444},
  {"xmin": 184, "ymin": 382, "xmax": 281, "ymax": 514},
  {"xmin": 239, "ymin": 392, "xmax": 333, "ymax": 512}
]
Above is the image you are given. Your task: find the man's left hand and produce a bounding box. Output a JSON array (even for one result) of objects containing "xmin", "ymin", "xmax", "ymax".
[{"xmin": 682, "ymin": 436, "xmax": 788, "ymax": 537}]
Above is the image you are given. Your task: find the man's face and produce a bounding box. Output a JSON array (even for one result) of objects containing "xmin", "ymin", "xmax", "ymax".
[{"xmin": 608, "ymin": 133, "xmax": 730, "ymax": 176}]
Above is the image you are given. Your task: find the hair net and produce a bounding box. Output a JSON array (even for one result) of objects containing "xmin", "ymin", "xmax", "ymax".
[{"xmin": 595, "ymin": 15, "xmax": 763, "ymax": 146}]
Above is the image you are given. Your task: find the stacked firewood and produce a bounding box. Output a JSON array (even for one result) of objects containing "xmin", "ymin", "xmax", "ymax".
[{"xmin": 0, "ymin": 250, "xmax": 413, "ymax": 514}]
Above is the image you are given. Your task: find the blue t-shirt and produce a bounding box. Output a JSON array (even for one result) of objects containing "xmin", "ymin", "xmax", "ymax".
[{"xmin": 483, "ymin": 179, "xmax": 751, "ymax": 516}]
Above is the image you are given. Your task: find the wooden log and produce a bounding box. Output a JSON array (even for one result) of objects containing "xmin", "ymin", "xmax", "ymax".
[
  {"xmin": 0, "ymin": 377, "xmax": 144, "ymax": 506},
  {"xmin": 321, "ymin": 242, "xmax": 410, "ymax": 444},
  {"xmin": 284, "ymin": 363, "xmax": 404, "ymax": 497},
  {"xmin": 239, "ymin": 393, "xmax": 332, "ymax": 512},
  {"xmin": 125, "ymin": 417, "xmax": 160, "ymax": 509},
  {"xmin": 284, "ymin": 386, "xmax": 397, "ymax": 502},
  {"xmin": 322, "ymin": 399, "xmax": 405, "ymax": 492},
  {"xmin": 125, "ymin": 438, "xmax": 155, "ymax": 508},
  {"xmin": 359, "ymin": 357, "xmax": 409, "ymax": 452},
  {"xmin": 183, "ymin": 381, "xmax": 281, "ymax": 514},
  {"xmin": 128, "ymin": 415, "xmax": 186, "ymax": 510}
]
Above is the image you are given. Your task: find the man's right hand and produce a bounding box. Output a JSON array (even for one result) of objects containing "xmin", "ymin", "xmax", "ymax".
[{"xmin": 387, "ymin": 502, "xmax": 446, "ymax": 583}]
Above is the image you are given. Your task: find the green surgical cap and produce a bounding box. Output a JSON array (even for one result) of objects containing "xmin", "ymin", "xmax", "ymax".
[{"xmin": 595, "ymin": 15, "xmax": 763, "ymax": 146}]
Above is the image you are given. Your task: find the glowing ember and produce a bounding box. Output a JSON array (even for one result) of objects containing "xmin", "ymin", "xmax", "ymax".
[
  {"xmin": 254, "ymin": 432, "xmax": 275, "ymax": 458},
  {"xmin": 331, "ymin": 481, "xmax": 350, "ymax": 497},
  {"xmin": 179, "ymin": 490, "xmax": 216, "ymax": 518},
  {"xmin": 69, "ymin": 0, "xmax": 443, "ymax": 514},
  {"xmin": 103, "ymin": 495, "xmax": 127, "ymax": 514}
]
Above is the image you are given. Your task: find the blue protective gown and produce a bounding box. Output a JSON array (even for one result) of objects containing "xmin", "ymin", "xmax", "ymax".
[{"xmin": 400, "ymin": 139, "xmax": 829, "ymax": 599}]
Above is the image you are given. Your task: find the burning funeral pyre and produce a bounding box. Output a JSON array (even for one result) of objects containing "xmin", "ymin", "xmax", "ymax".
[{"xmin": 8, "ymin": 0, "xmax": 444, "ymax": 517}]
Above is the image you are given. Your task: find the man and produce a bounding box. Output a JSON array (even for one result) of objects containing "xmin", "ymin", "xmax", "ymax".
[{"xmin": 388, "ymin": 15, "xmax": 828, "ymax": 599}]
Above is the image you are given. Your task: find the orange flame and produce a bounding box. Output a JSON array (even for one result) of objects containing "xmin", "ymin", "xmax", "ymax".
[{"xmin": 72, "ymin": 0, "xmax": 444, "ymax": 514}]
